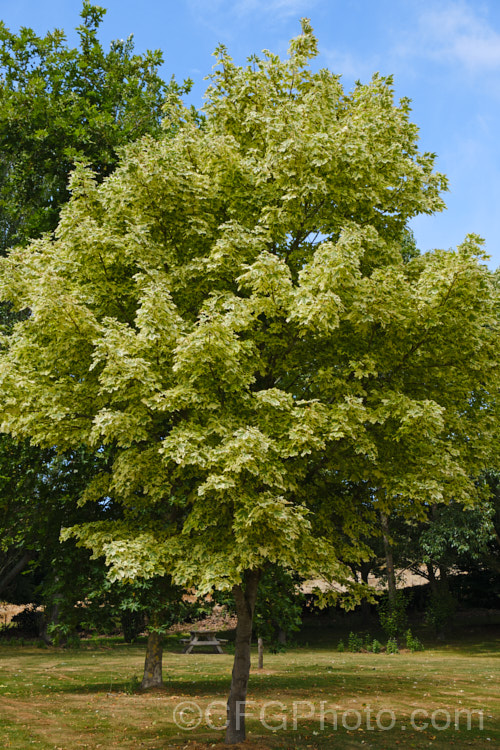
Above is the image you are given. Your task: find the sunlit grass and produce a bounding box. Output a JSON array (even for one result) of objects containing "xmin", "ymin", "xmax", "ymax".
[{"xmin": 0, "ymin": 622, "xmax": 498, "ymax": 749}]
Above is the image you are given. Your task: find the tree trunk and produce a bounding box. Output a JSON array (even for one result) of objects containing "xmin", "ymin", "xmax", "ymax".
[
  {"xmin": 257, "ymin": 637, "xmax": 264, "ymax": 669},
  {"xmin": 39, "ymin": 601, "xmax": 62, "ymax": 646},
  {"xmin": 141, "ymin": 629, "xmax": 163, "ymax": 689},
  {"xmin": 380, "ymin": 512, "xmax": 397, "ymax": 606},
  {"xmin": 225, "ymin": 569, "xmax": 260, "ymax": 745},
  {"xmin": 427, "ymin": 561, "xmax": 438, "ymax": 596},
  {"xmin": 439, "ymin": 564, "xmax": 449, "ymax": 593}
]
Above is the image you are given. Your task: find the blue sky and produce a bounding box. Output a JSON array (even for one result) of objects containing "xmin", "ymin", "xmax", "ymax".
[{"xmin": 1, "ymin": 0, "xmax": 499, "ymax": 268}]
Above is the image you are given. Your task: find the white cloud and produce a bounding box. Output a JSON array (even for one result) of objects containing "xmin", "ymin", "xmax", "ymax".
[
  {"xmin": 408, "ymin": 1, "xmax": 500, "ymax": 71},
  {"xmin": 188, "ymin": 0, "xmax": 316, "ymax": 26},
  {"xmin": 235, "ymin": 0, "xmax": 315, "ymax": 18},
  {"xmin": 322, "ymin": 49, "xmax": 381, "ymax": 83}
]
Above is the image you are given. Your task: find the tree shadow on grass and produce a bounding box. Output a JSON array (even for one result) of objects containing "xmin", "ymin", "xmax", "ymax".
[{"xmin": 27, "ymin": 667, "xmax": 433, "ymax": 699}]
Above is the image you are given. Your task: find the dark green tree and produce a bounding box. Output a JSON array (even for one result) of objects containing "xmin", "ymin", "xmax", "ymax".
[{"xmin": 0, "ymin": 1, "xmax": 188, "ymax": 252}]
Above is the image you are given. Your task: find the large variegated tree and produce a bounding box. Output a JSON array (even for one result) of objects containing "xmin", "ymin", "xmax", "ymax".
[{"xmin": 1, "ymin": 21, "xmax": 498, "ymax": 743}]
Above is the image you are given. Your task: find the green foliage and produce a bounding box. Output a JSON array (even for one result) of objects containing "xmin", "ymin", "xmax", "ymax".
[
  {"xmin": 449, "ymin": 569, "xmax": 500, "ymax": 608},
  {"xmin": 405, "ymin": 628, "xmax": 424, "ymax": 652},
  {"xmin": 252, "ymin": 567, "xmax": 304, "ymax": 648},
  {"xmin": 426, "ymin": 588, "xmax": 457, "ymax": 636},
  {"xmin": 0, "ymin": 2, "xmax": 187, "ymax": 252},
  {"xmin": 213, "ymin": 565, "xmax": 304, "ymax": 650},
  {"xmin": 0, "ymin": 4, "xmax": 185, "ymax": 622},
  {"xmin": 120, "ymin": 609, "xmax": 144, "ymax": 644},
  {"xmin": 362, "ymin": 632, "xmax": 374, "ymax": 651},
  {"xmin": 371, "ymin": 638, "xmax": 383, "ymax": 653},
  {"xmin": 84, "ymin": 574, "xmax": 186, "ymax": 642},
  {"xmin": 0, "ymin": 436, "xmax": 55, "ymax": 601},
  {"xmin": 342, "ymin": 630, "xmax": 414, "ymax": 654},
  {"xmin": 419, "ymin": 501, "xmax": 496, "ymax": 573},
  {"xmin": 483, "ymin": 470, "xmax": 500, "ymax": 553},
  {"xmin": 182, "ymin": 598, "xmax": 213, "ymax": 623},
  {"xmin": 268, "ymin": 641, "xmax": 287, "ymax": 654},
  {"xmin": 386, "ymin": 637, "xmax": 399, "ymax": 654},
  {"xmin": 347, "ymin": 631, "xmax": 364, "ymax": 652},
  {"xmin": 378, "ymin": 591, "xmax": 408, "ymax": 640},
  {"xmin": 0, "ymin": 20, "xmax": 498, "ymax": 618}
]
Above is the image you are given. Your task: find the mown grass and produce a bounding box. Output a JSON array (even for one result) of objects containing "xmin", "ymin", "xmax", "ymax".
[{"xmin": 0, "ymin": 620, "xmax": 499, "ymax": 749}]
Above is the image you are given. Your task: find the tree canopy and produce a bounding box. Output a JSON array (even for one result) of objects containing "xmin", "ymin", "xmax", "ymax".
[{"xmin": 0, "ymin": 19, "xmax": 498, "ymax": 742}]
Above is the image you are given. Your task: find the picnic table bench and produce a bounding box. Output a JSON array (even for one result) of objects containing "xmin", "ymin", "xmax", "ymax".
[{"xmin": 180, "ymin": 629, "xmax": 227, "ymax": 654}]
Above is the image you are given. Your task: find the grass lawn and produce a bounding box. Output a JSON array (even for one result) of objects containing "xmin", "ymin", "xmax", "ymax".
[{"xmin": 0, "ymin": 619, "xmax": 499, "ymax": 749}]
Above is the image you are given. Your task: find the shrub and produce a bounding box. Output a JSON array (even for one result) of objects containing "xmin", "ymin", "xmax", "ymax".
[
  {"xmin": 378, "ymin": 591, "xmax": 408, "ymax": 640},
  {"xmin": 405, "ymin": 628, "xmax": 424, "ymax": 652},
  {"xmin": 347, "ymin": 631, "xmax": 364, "ymax": 652},
  {"xmin": 386, "ymin": 637, "xmax": 399, "ymax": 654}
]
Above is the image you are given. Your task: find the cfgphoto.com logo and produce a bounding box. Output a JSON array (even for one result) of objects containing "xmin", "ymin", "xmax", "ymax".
[{"xmin": 172, "ymin": 700, "xmax": 485, "ymax": 733}]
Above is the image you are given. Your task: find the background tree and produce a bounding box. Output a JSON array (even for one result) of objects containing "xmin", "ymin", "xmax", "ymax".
[
  {"xmin": 481, "ymin": 470, "xmax": 500, "ymax": 568},
  {"xmin": 84, "ymin": 574, "xmax": 186, "ymax": 688},
  {"xmin": 253, "ymin": 567, "xmax": 304, "ymax": 650},
  {"xmin": 397, "ymin": 497, "xmax": 497, "ymax": 636},
  {"xmin": 0, "ymin": 1, "xmax": 186, "ymax": 252},
  {"xmin": 0, "ymin": 442, "xmax": 116, "ymax": 643},
  {"xmin": 0, "ymin": 20, "xmax": 498, "ymax": 744}
]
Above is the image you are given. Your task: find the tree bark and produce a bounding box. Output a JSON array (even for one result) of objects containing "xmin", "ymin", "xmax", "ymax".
[
  {"xmin": 380, "ymin": 512, "xmax": 397, "ymax": 606},
  {"xmin": 225, "ymin": 569, "xmax": 260, "ymax": 745},
  {"xmin": 141, "ymin": 629, "xmax": 163, "ymax": 689},
  {"xmin": 439, "ymin": 564, "xmax": 449, "ymax": 593},
  {"xmin": 427, "ymin": 561, "xmax": 438, "ymax": 596},
  {"xmin": 39, "ymin": 600, "xmax": 62, "ymax": 646}
]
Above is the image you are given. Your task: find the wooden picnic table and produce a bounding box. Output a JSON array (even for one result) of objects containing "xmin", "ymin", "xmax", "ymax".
[{"xmin": 180, "ymin": 629, "xmax": 227, "ymax": 654}]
